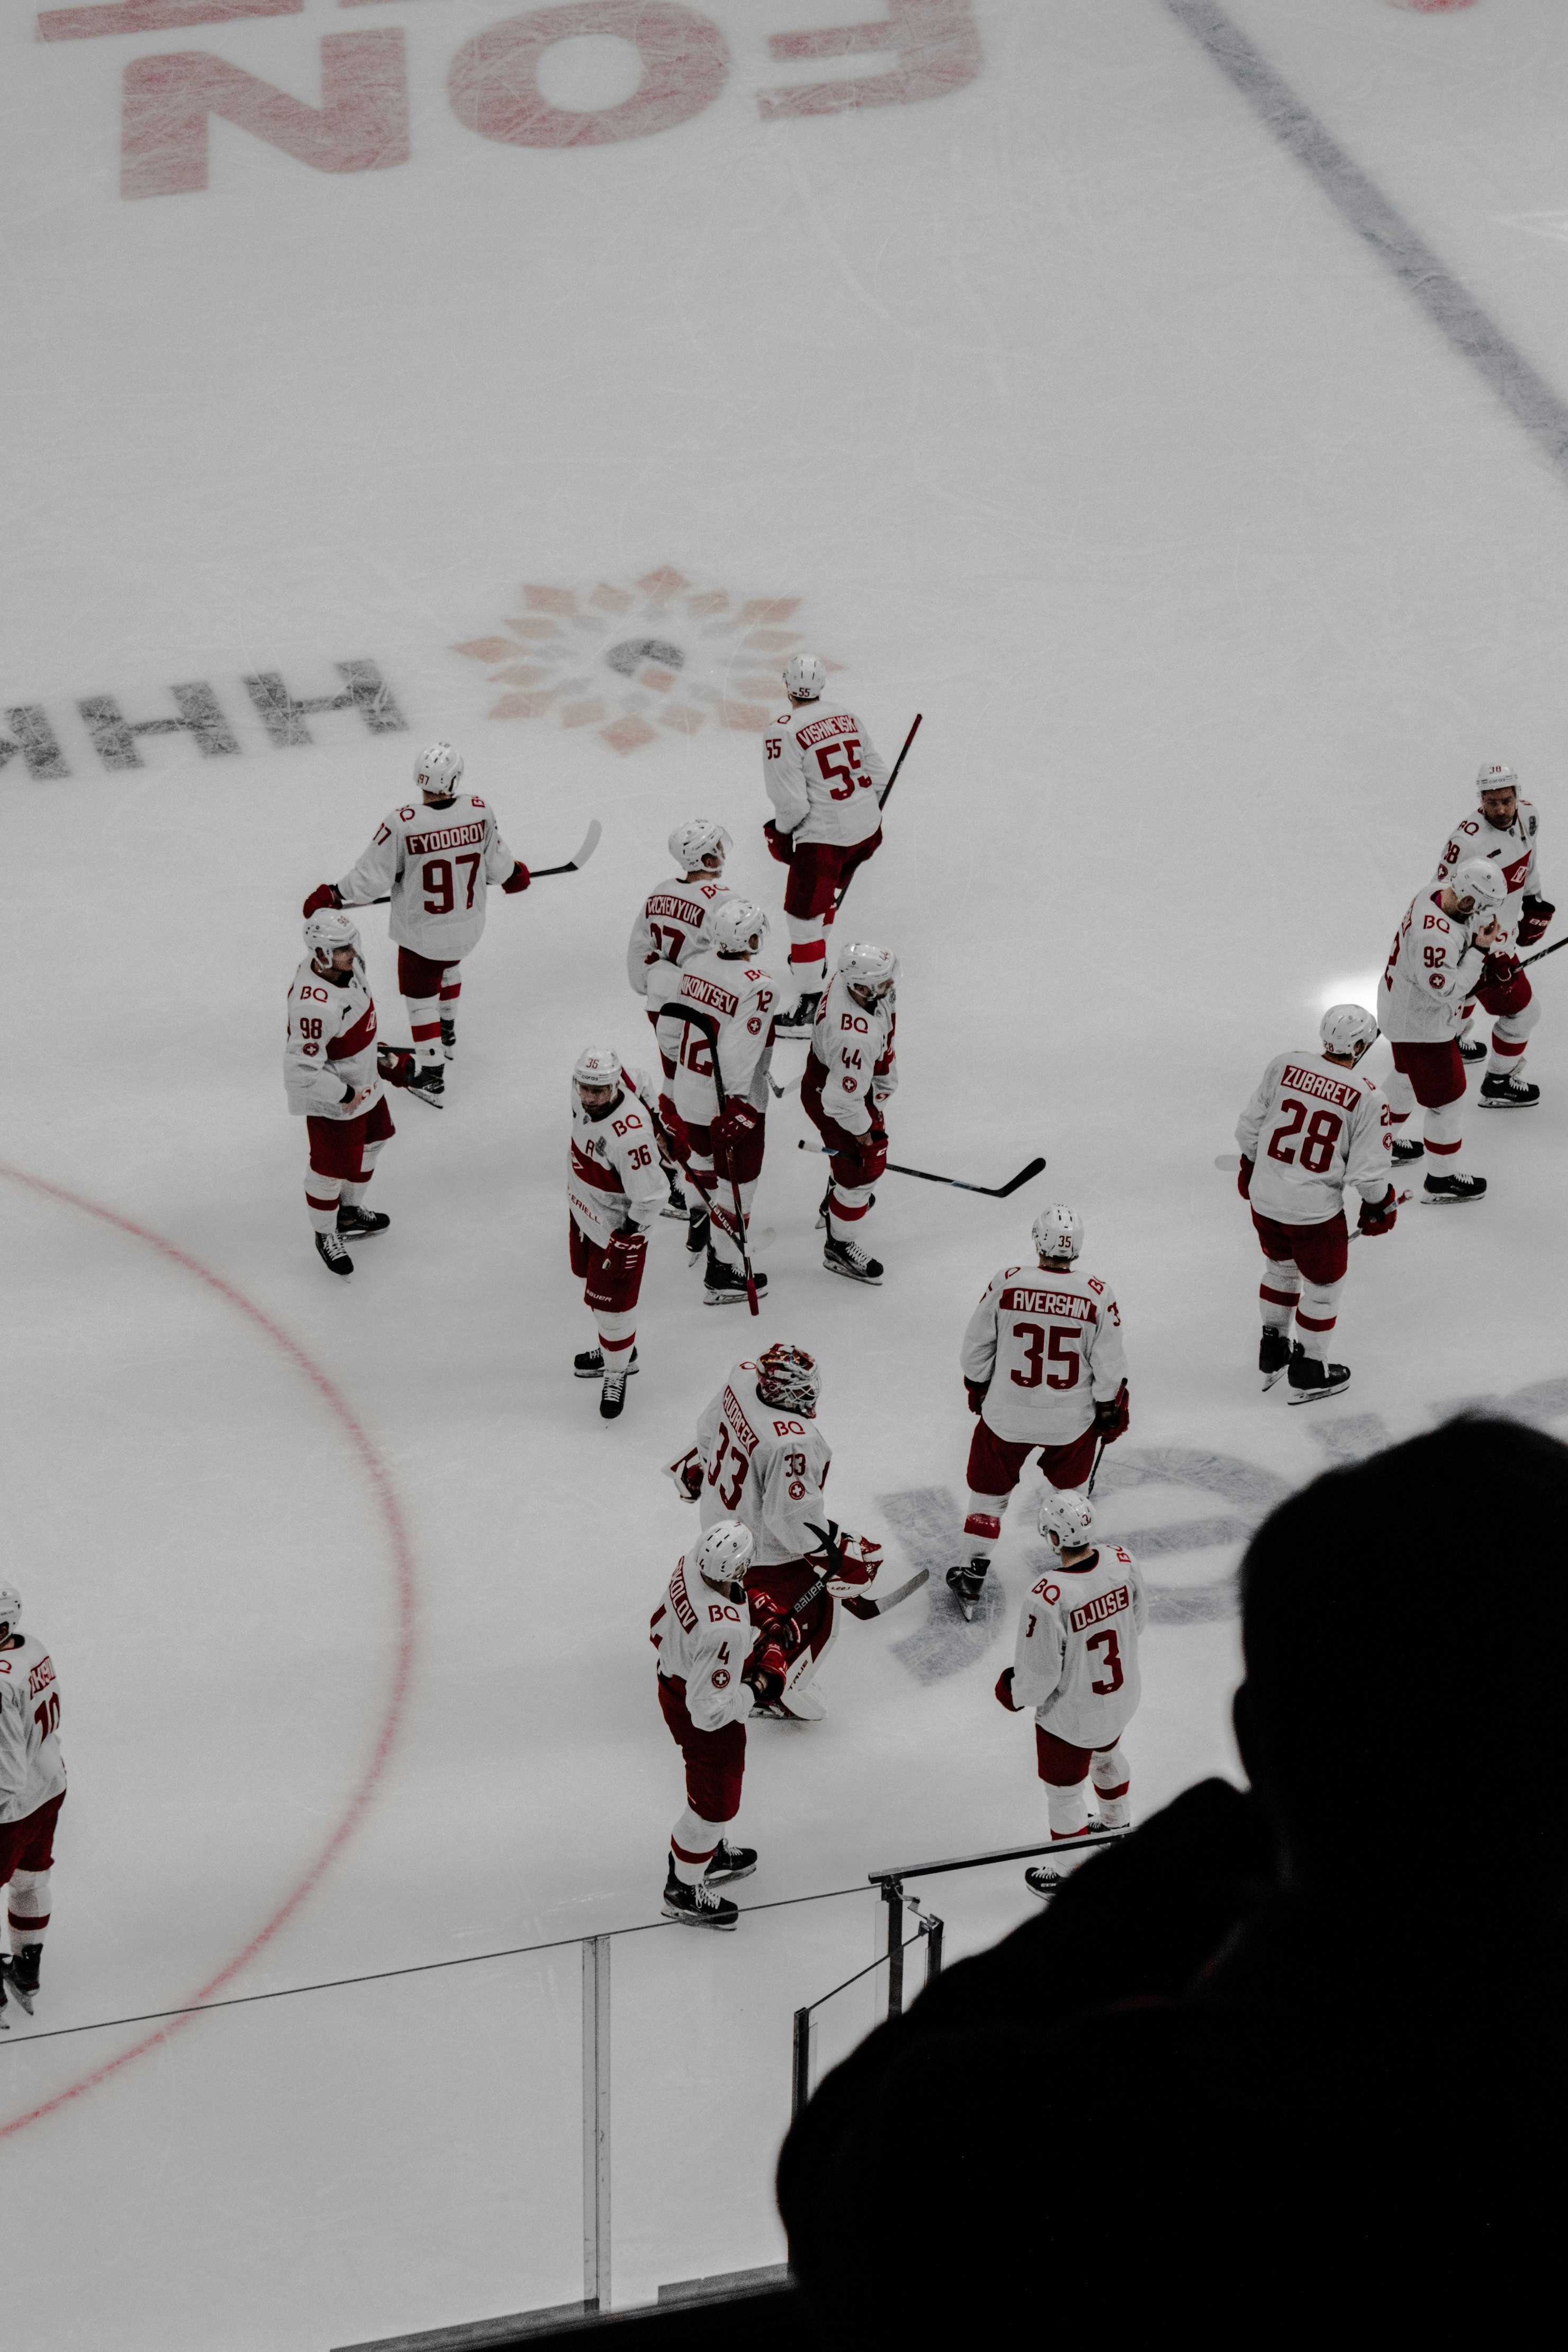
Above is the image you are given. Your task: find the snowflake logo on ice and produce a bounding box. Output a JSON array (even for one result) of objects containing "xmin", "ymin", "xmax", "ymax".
[{"xmin": 448, "ymin": 567, "xmax": 839, "ymax": 755}]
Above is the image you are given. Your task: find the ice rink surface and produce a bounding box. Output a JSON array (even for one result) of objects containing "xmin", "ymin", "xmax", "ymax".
[{"xmin": 5, "ymin": 0, "xmax": 1568, "ymax": 2338}]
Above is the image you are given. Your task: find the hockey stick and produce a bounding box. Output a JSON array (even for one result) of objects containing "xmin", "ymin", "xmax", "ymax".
[
  {"xmin": 357, "ymin": 819, "xmax": 603, "ymax": 906},
  {"xmin": 1086, "ymin": 1437, "xmax": 1106, "ymax": 1498},
  {"xmin": 797, "ymin": 1139, "xmax": 1046, "ymax": 1198},
  {"xmin": 1519, "ymin": 932, "xmax": 1567, "ymax": 971},
  {"xmin": 665, "ymin": 1003, "xmax": 760, "ymax": 1315}
]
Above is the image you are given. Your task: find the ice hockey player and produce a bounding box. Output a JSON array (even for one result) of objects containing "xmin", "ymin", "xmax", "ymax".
[
  {"xmin": 802, "ymin": 942, "xmax": 899, "ymax": 1286},
  {"xmin": 302, "ymin": 742, "xmax": 530, "ymax": 1105},
  {"xmin": 949, "ymin": 1205, "xmax": 1130, "ymax": 1622},
  {"xmin": 1378, "ymin": 859, "xmax": 1507, "ymax": 1203},
  {"xmin": 285, "ymin": 911, "xmax": 415, "ymax": 1278},
  {"xmin": 567, "ymin": 1048, "xmax": 670, "ymax": 1421},
  {"xmin": 993, "ymin": 1492, "xmax": 1145, "ymax": 1900},
  {"xmin": 0, "ymin": 1584, "xmax": 65, "ymax": 2025},
  {"xmin": 1234, "ymin": 1004, "xmax": 1396, "ymax": 1405},
  {"xmin": 626, "ymin": 819, "xmax": 735, "ymax": 1076},
  {"xmin": 660, "ymin": 898, "xmax": 778, "ymax": 1305},
  {"xmin": 650, "ymin": 1520, "xmax": 765, "ymax": 1930},
  {"xmin": 761, "ymin": 654, "xmax": 890, "ymax": 1031},
  {"xmin": 1432, "ymin": 761, "xmax": 1552, "ymax": 1097},
  {"xmin": 665, "ymin": 1344, "xmax": 882, "ymax": 1721}
]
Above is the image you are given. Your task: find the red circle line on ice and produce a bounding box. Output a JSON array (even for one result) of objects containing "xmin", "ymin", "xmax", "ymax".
[{"xmin": 0, "ymin": 1162, "xmax": 419, "ymax": 2140}]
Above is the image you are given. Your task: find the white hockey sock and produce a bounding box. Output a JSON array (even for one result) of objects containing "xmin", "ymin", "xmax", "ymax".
[
  {"xmin": 1383, "ymin": 1068, "xmax": 1417, "ymax": 1122},
  {"xmin": 404, "ymin": 992, "xmax": 442, "ymax": 1066},
  {"xmin": 1488, "ymin": 995, "xmax": 1538, "ymax": 1078},
  {"xmin": 708, "ymin": 1185, "xmax": 756, "ymax": 1272},
  {"xmin": 595, "ymin": 1308, "xmax": 636, "ymax": 1355},
  {"xmin": 1295, "ymin": 1275, "xmax": 1344, "ymax": 1364},
  {"xmin": 827, "ymin": 1182, "xmax": 873, "ymax": 1243},
  {"xmin": 305, "ymin": 1175, "xmax": 341, "ymax": 1235},
  {"xmin": 784, "ymin": 914, "xmax": 827, "ymax": 990},
  {"xmin": 671, "ymin": 1808, "xmax": 730, "ymax": 1886},
  {"xmin": 1091, "ymin": 1746, "xmax": 1131, "ymax": 1828},
  {"xmin": 1259, "ymin": 1260, "xmax": 1300, "ymax": 1331},
  {"xmin": 1425, "ymin": 1096, "xmax": 1465, "ymax": 1168},
  {"xmin": 8, "ymin": 1867, "xmax": 50, "ymax": 1944},
  {"xmin": 962, "ymin": 1490, "xmax": 1009, "ymax": 1549},
  {"xmin": 1046, "ymin": 1782, "xmax": 1089, "ymax": 1840}
]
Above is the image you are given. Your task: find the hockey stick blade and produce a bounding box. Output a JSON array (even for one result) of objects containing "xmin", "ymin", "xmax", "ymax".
[
  {"xmin": 842, "ymin": 1567, "xmax": 930, "ymax": 1619},
  {"xmin": 796, "ymin": 1141, "xmax": 1045, "ymax": 1197},
  {"xmin": 530, "ymin": 817, "xmax": 602, "ymax": 878}
]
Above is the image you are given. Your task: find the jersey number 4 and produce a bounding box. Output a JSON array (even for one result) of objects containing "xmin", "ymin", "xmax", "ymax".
[
  {"xmin": 1010, "ymin": 1320, "xmax": 1080, "ymax": 1390},
  {"xmin": 1266, "ymin": 1098, "xmax": 1343, "ymax": 1174},
  {"xmin": 422, "ymin": 854, "xmax": 482, "ymax": 916}
]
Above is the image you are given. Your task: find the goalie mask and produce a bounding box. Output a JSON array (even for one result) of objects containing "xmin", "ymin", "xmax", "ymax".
[
  {"xmin": 754, "ymin": 1343, "xmax": 821, "ymax": 1418},
  {"xmin": 692, "ymin": 1520, "xmax": 754, "ymax": 1603}
]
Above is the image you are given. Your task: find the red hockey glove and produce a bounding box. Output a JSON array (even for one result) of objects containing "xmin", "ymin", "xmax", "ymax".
[
  {"xmin": 826, "ymin": 1534, "xmax": 882, "ymax": 1591},
  {"xmin": 502, "ymin": 861, "xmax": 531, "ymax": 894},
  {"xmin": 744, "ymin": 1643, "xmax": 788, "ymax": 1707},
  {"xmin": 762, "ymin": 820, "xmax": 795, "ymax": 866},
  {"xmin": 605, "ymin": 1225, "xmax": 647, "ymax": 1283},
  {"xmin": 1093, "ymin": 1381, "xmax": 1131, "ymax": 1443},
  {"xmin": 965, "ymin": 1379, "xmax": 989, "ymax": 1417},
  {"xmin": 713, "ymin": 1100, "xmax": 762, "ymax": 1149},
  {"xmin": 1482, "ymin": 951, "xmax": 1521, "ymax": 989},
  {"xmin": 376, "ymin": 1046, "xmax": 416, "ymax": 1089},
  {"xmin": 303, "ymin": 882, "xmax": 341, "ymax": 918},
  {"xmin": 657, "ymin": 1097, "xmax": 690, "ymax": 1160},
  {"xmin": 664, "ymin": 1447, "xmax": 704, "ymax": 1503},
  {"xmin": 1237, "ymin": 1157, "xmax": 1253, "ymax": 1200},
  {"xmin": 1357, "ymin": 1186, "xmax": 1398, "ymax": 1239},
  {"xmin": 995, "ymin": 1667, "xmax": 1022, "ymax": 1714},
  {"xmin": 853, "ymin": 1123, "xmax": 889, "ymax": 1184},
  {"xmin": 753, "ymin": 1608, "xmax": 803, "ymax": 1660},
  {"xmin": 1517, "ymin": 895, "xmax": 1555, "ymax": 948}
]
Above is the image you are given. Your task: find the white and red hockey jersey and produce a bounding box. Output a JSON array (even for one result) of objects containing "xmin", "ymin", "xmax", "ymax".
[
  {"xmin": 336, "ymin": 795, "xmax": 519, "ymax": 961},
  {"xmin": 568, "ymin": 1066, "xmax": 669, "ymax": 1249},
  {"xmin": 663, "ymin": 949, "xmax": 778, "ymax": 1129},
  {"xmin": 809, "ymin": 972, "xmax": 897, "ymax": 1138},
  {"xmin": 1379, "ymin": 888, "xmax": 1489, "ymax": 1043},
  {"xmin": 961, "ymin": 1264, "xmax": 1128, "ymax": 1448},
  {"xmin": 1433, "ymin": 800, "xmax": 1542, "ymax": 951},
  {"xmin": 0, "ymin": 1634, "xmax": 66, "ymax": 1826},
  {"xmin": 626, "ymin": 873, "xmax": 735, "ymax": 1009},
  {"xmin": 1011, "ymin": 1544, "xmax": 1146, "ymax": 1748},
  {"xmin": 693, "ymin": 1363, "xmax": 833, "ymax": 1565},
  {"xmin": 1235, "ymin": 1050, "xmax": 1391, "ymax": 1225},
  {"xmin": 284, "ymin": 956, "xmax": 383, "ymax": 1121},
  {"xmin": 649, "ymin": 1555, "xmax": 756, "ymax": 1734},
  {"xmin": 763, "ymin": 700, "xmax": 889, "ymax": 849}
]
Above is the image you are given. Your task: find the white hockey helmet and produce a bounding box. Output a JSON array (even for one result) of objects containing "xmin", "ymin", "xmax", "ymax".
[
  {"xmin": 414, "ymin": 741, "xmax": 465, "ymax": 796},
  {"xmin": 782, "ymin": 653, "xmax": 826, "ymax": 701},
  {"xmin": 1476, "ymin": 761, "xmax": 1518, "ymax": 798},
  {"xmin": 668, "ymin": 817, "xmax": 732, "ymax": 873},
  {"xmin": 1450, "ymin": 858, "xmax": 1507, "ymax": 917},
  {"xmin": 1038, "ymin": 1490, "xmax": 1095, "ymax": 1551},
  {"xmin": 711, "ymin": 898, "xmax": 768, "ymax": 956},
  {"xmin": 303, "ymin": 909, "xmax": 362, "ymax": 962},
  {"xmin": 754, "ymin": 1342, "xmax": 822, "ymax": 1417},
  {"xmin": 573, "ymin": 1047, "xmax": 623, "ymax": 1096},
  {"xmin": 1319, "ymin": 1003, "xmax": 1378, "ymax": 1058},
  {"xmin": 0, "ymin": 1585, "xmax": 21, "ymax": 1638},
  {"xmin": 692, "ymin": 1519, "xmax": 755, "ymax": 1603},
  {"xmin": 1032, "ymin": 1203, "xmax": 1083, "ymax": 1263},
  {"xmin": 835, "ymin": 941, "xmax": 899, "ymax": 999}
]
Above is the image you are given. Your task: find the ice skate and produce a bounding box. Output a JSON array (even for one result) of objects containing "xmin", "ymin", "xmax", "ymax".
[
  {"xmin": 1479, "ymin": 1071, "xmax": 1540, "ymax": 1109},
  {"xmin": 336, "ymin": 1205, "xmax": 390, "ymax": 1241},
  {"xmin": 686, "ymin": 1200, "xmax": 710, "ymax": 1264},
  {"xmin": 1024, "ymin": 1863, "xmax": 1066, "ymax": 1902},
  {"xmin": 1391, "ymin": 1136, "xmax": 1425, "ymax": 1166},
  {"xmin": 1458, "ymin": 1033, "xmax": 1486, "ymax": 1063},
  {"xmin": 314, "ymin": 1231, "xmax": 353, "ymax": 1279},
  {"xmin": 1422, "ymin": 1171, "xmax": 1488, "ymax": 1205},
  {"xmin": 661, "ymin": 1166, "xmax": 689, "ymax": 1220},
  {"xmin": 824, "ymin": 1233, "xmax": 883, "ymax": 1285},
  {"xmin": 704, "ymin": 1840, "xmax": 757, "ymax": 1884},
  {"xmin": 404, "ymin": 1062, "xmax": 445, "ymax": 1108},
  {"xmin": 773, "ymin": 989, "xmax": 822, "ymax": 1038},
  {"xmin": 440, "ymin": 1015, "xmax": 456, "ymax": 1061},
  {"xmin": 1259, "ymin": 1327, "xmax": 1292, "ymax": 1391},
  {"xmin": 599, "ymin": 1366, "xmax": 629, "ymax": 1422},
  {"xmin": 3, "ymin": 1945, "xmax": 41, "ymax": 2015},
  {"xmin": 703, "ymin": 1249, "xmax": 767, "ymax": 1306},
  {"xmin": 1287, "ymin": 1346, "xmax": 1350, "ymax": 1406},
  {"xmin": 574, "ymin": 1345, "xmax": 638, "ymax": 1381},
  {"xmin": 662, "ymin": 1868, "xmax": 739, "ymax": 1931},
  {"xmin": 945, "ymin": 1557, "xmax": 990, "ymax": 1621}
]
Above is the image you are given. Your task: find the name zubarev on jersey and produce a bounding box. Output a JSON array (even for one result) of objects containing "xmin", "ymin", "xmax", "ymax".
[{"xmin": 1278, "ymin": 1065, "xmax": 1360, "ymax": 1112}]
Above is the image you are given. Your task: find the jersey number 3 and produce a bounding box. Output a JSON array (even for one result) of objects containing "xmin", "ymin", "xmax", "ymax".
[{"xmin": 1086, "ymin": 1627, "xmax": 1123, "ymax": 1696}]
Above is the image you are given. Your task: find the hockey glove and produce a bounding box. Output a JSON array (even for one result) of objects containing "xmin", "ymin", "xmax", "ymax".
[
  {"xmin": 853, "ymin": 1124, "xmax": 889, "ymax": 1184},
  {"xmin": 1481, "ymin": 950, "xmax": 1522, "ymax": 989},
  {"xmin": 994, "ymin": 1667, "xmax": 1023, "ymax": 1713},
  {"xmin": 762, "ymin": 820, "xmax": 795, "ymax": 866},
  {"xmin": 744, "ymin": 1644, "xmax": 789, "ymax": 1707},
  {"xmin": 1357, "ymin": 1186, "xmax": 1398, "ymax": 1238},
  {"xmin": 1237, "ymin": 1157, "xmax": 1253, "ymax": 1200},
  {"xmin": 965, "ymin": 1379, "xmax": 989, "ymax": 1417},
  {"xmin": 376, "ymin": 1046, "xmax": 417, "ymax": 1089},
  {"xmin": 803, "ymin": 1520, "xmax": 881, "ymax": 1590},
  {"xmin": 303, "ymin": 882, "xmax": 342, "ymax": 917},
  {"xmin": 502, "ymin": 861, "xmax": 531, "ymax": 894},
  {"xmin": 713, "ymin": 1100, "xmax": 762, "ymax": 1149},
  {"xmin": 1093, "ymin": 1381, "xmax": 1131, "ymax": 1443},
  {"xmin": 753, "ymin": 1609, "xmax": 803, "ymax": 1660},
  {"xmin": 603, "ymin": 1226, "xmax": 648, "ymax": 1285},
  {"xmin": 663, "ymin": 1447, "xmax": 704, "ymax": 1503},
  {"xmin": 1517, "ymin": 895, "xmax": 1555, "ymax": 947},
  {"xmin": 658, "ymin": 1096, "xmax": 690, "ymax": 1160}
]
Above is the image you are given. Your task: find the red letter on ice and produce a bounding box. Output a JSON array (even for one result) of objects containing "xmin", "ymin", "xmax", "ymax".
[
  {"xmin": 121, "ymin": 30, "xmax": 408, "ymax": 199},
  {"xmin": 758, "ymin": 0, "xmax": 980, "ymax": 120},
  {"xmin": 448, "ymin": 2, "xmax": 727, "ymax": 149}
]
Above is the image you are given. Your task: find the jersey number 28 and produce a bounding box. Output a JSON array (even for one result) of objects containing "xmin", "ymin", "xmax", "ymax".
[{"xmin": 1267, "ymin": 1098, "xmax": 1343, "ymax": 1174}]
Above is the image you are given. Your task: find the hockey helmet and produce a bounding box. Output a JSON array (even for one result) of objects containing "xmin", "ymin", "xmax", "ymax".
[
  {"xmin": 836, "ymin": 942, "xmax": 899, "ymax": 1001},
  {"xmin": 782, "ymin": 653, "xmax": 826, "ymax": 701},
  {"xmin": 1450, "ymin": 858, "xmax": 1507, "ymax": 917},
  {"xmin": 0, "ymin": 1585, "xmax": 21, "ymax": 1638},
  {"xmin": 754, "ymin": 1343, "xmax": 821, "ymax": 1418},
  {"xmin": 414, "ymin": 741, "xmax": 464, "ymax": 796},
  {"xmin": 1038, "ymin": 1491, "xmax": 1094, "ymax": 1551},
  {"xmin": 573, "ymin": 1047, "xmax": 623, "ymax": 1098},
  {"xmin": 1032, "ymin": 1204, "xmax": 1083, "ymax": 1263},
  {"xmin": 668, "ymin": 818, "xmax": 732, "ymax": 874},
  {"xmin": 711, "ymin": 899, "xmax": 768, "ymax": 956},
  {"xmin": 1319, "ymin": 1003, "xmax": 1378, "ymax": 1059},
  {"xmin": 303, "ymin": 909, "xmax": 361, "ymax": 963},
  {"xmin": 692, "ymin": 1520, "xmax": 754, "ymax": 1603},
  {"xmin": 1476, "ymin": 762, "xmax": 1518, "ymax": 800}
]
